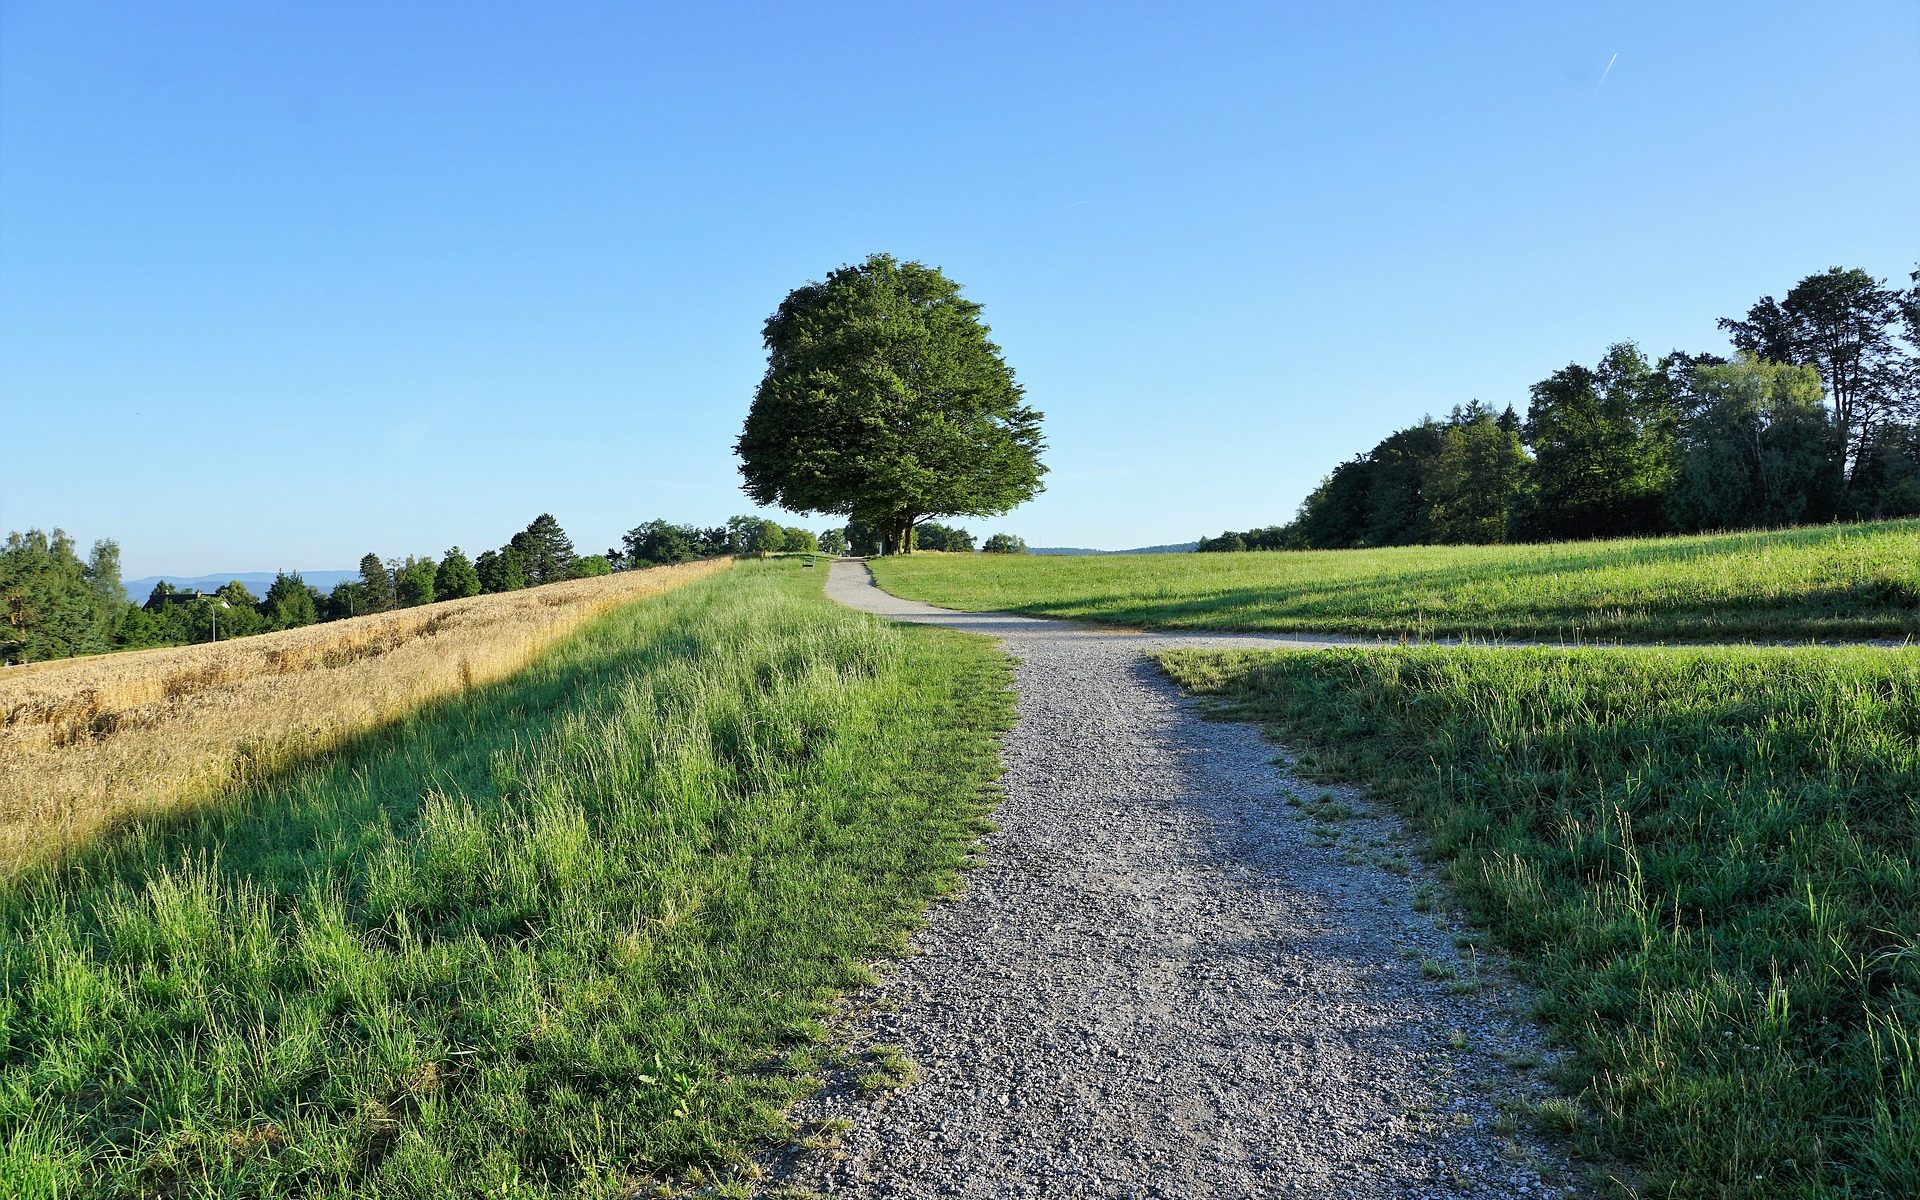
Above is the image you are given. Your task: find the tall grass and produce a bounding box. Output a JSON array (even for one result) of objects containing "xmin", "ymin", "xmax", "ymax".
[
  {"xmin": 1161, "ymin": 644, "xmax": 1920, "ymax": 1198},
  {"xmin": 0, "ymin": 560, "xmax": 730, "ymax": 872},
  {"xmin": 0, "ymin": 561, "xmax": 1013, "ymax": 1197},
  {"xmin": 871, "ymin": 519, "xmax": 1920, "ymax": 642}
]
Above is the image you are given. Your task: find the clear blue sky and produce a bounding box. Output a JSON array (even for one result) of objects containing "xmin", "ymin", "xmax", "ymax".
[{"xmin": 4, "ymin": 2, "xmax": 1916, "ymax": 576}]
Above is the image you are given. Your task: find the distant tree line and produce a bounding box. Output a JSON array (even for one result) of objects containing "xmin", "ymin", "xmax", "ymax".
[
  {"xmin": 1201, "ymin": 265, "xmax": 1920, "ymax": 551},
  {"xmin": 3, "ymin": 513, "xmax": 598, "ymax": 665},
  {"xmin": 4, "ymin": 502, "xmax": 1038, "ymax": 666}
]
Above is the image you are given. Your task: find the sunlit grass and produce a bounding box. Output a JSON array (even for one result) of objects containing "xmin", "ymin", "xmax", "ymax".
[
  {"xmin": 0, "ymin": 559, "xmax": 730, "ymax": 871},
  {"xmin": 1161, "ymin": 643, "xmax": 1920, "ymax": 1198},
  {"xmin": 0, "ymin": 561, "xmax": 1013, "ymax": 1197},
  {"xmin": 871, "ymin": 519, "xmax": 1920, "ymax": 642}
]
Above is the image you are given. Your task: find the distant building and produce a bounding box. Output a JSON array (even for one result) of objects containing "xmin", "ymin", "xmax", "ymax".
[{"xmin": 143, "ymin": 589, "xmax": 230, "ymax": 612}]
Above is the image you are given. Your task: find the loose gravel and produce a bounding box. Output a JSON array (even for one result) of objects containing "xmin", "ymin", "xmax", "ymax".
[{"xmin": 760, "ymin": 562, "xmax": 1576, "ymax": 1198}]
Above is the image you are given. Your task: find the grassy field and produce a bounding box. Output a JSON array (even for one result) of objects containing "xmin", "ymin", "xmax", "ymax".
[
  {"xmin": 1161, "ymin": 644, "xmax": 1920, "ymax": 1199},
  {"xmin": 869, "ymin": 520, "xmax": 1920, "ymax": 642},
  {"xmin": 0, "ymin": 560, "xmax": 1013, "ymax": 1197},
  {"xmin": 0, "ymin": 559, "xmax": 728, "ymax": 872}
]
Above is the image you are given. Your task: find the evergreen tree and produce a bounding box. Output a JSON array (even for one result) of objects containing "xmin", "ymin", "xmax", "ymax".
[
  {"xmin": 476, "ymin": 545, "xmax": 527, "ymax": 593},
  {"xmin": 435, "ymin": 547, "xmax": 482, "ymax": 599},
  {"xmin": 359, "ymin": 552, "xmax": 396, "ymax": 612},
  {"xmin": 260, "ymin": 571, "xmax": 319, "ymax": 629},
  {"xmin": 1425, "ymin": 405, "xmax": 1530, "ymax": 544},
  {"xmin": 0, "ymin": 529, "xmax": 122, "ymax": 663},
  {"xmin": 515, "ymin": 514, "xmax": 576, "ymax": 585}
]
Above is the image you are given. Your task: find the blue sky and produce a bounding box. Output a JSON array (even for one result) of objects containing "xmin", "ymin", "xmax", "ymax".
[{"xmin": 4, "ymin": 2, "xmax": 1916, "ymax": 576}]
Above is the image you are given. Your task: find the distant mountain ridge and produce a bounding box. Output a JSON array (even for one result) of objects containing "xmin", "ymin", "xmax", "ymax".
[
  {"xmin": 123, "ymin": 570, "xmax": 359, "ymax": 598},
  {"xmin": 1028, "ymin": 543, "xmax": 1197, "ymax": 556}
]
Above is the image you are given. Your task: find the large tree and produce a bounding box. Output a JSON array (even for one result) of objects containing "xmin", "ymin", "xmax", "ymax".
[
  {"xmin": 358, "ymin": 552, "xmax": 396, "ymax": 612},
  {"xmin": 1667, "ymin": 358, "xmax": 1843, "ymax": 532},
  {"xmin": 0, "ymin": 529, "xmax": 123, "ymax": 663},
  {"xmin": 435, "ymin": 548, "xmax": 482, "ymax": 599},
  {"xmin": 260, "ymin": 571, "xmax": 319, "ymax": 629},
  {"xmin": 1719, "ymin": 267, "xmax": 1913, "ymax": 464},
  {"xmin": 1425, "ymin": 403, "xmax": 1530, "ymax": 544},
  {"xmin": 736, "ymin": 254, "xmax": 1046, "ymax": 555},
  {"xmin": 512, "ymin": 514, "xmax": 576, "ymax": 585},
  {"xmin": 1516, "ymin": 343, "xmax": 1674, "ymax": 540}
]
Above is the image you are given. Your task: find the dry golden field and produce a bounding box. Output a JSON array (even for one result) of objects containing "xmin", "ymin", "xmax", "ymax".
[{"xmin": 0, "ymin": 558, "xmax": 729, "ymax": 871}]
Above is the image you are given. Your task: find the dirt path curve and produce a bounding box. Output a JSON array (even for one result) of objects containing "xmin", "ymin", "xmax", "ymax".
[{"xmin": 762, "ymin": 562, "xmax": 1574, "ymax": 1198}]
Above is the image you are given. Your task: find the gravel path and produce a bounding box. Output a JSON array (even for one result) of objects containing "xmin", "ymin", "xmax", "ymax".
[{"xmin": 757, "ymin": 562, "xmax": 1576, "ymax": 1198}]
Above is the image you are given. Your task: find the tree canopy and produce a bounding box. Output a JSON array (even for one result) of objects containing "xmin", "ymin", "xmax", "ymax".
[{"xmin": 736, "ymin": 254, "xmax": 1046, "ymax": 555}]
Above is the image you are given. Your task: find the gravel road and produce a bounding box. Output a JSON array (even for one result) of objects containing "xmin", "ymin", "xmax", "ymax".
[{"xmin": 761, "ymin": 561, "xmax": 1574, "ymax": 1198}]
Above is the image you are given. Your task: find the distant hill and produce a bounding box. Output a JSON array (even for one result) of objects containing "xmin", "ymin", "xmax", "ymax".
[
  {"xmin": 1029, "ymin": 543, "xmax": 1197, "ymax": 556},
  {"xmin": 123, "ymin": 570, "xmax": 359, "ymax": 599}
]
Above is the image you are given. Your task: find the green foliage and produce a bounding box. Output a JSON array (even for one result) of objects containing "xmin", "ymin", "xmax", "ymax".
[
  {"xmin": 1425, "ymin": 403, "xmax": 1530, "ymax": 543},
  {"xmin": 915, "ymin": 523, "xmax": 974, "ymax": 553},
  {"xmin": 324, "ymin": 580, "xmax": 368, "ymax": 621},
  {"xmin": 0, "ymin": 562, "xmax": 1013, "ymax": 1196},
  {"xmin": 393, "ymin": 556, "xmax": 438, "ymax": 608},
  {"xmin": 845, "ymin": 517, "xmax": 883, "ymax": 557},
  {"xmin": 980, "ymin": 533, "xmax": 1026, "ymax": 555},
  {"xmin": 513, "ymin": 514, "xmax": 576, "ymax": 586},
  {"xmin": 869, "ymin": 519, "xmax": 1920, "ymax": 641},
  {"xmin": 1517, "ymin": 343, "xmax": 1674, "ymax": 540},
  {"xmin": 260, "ymin": 571, "xmax": 320, "ymax": 630},
  {"xmin": 736, "ymin": 253, "xmax": 1046, "ymax": 555},
  {"xmin": 571, "ymin": 554, "xmax": 613, "ymax": 577},
  {"xmin": 0, "ymin": 530, "xmax": 126, "ymax": 663},
  {"xmin": 1668, "ymin": 358, "xmax": 1844, "ymax": 532},
  {"xmin": 474, "ymin": 546, "xmax": 526, "ymax": 594},
  {"xmin": 727, "ymin": 516, "xmax": 787, "ymax": 555},
  {"xmin": 817, "ymin": 529, "xmax": 848, "ymax": 557},
  {"xmin": 435, "ymin": 548, "xmax": 482, "ymax": 600},
  {"xmin": 180, "ymin": 593, "xmax": 265, "ymax": 643},
  {"xmin": 1848, "ymin": 422, "xmax": 1920, "ymax": 521},
  {"xmin": 781, "ymin": 527, "xmax": 817, "ymax": 554},
  {"xmin": 359, "ymin": 552, "xmax": 396, "ymax": 612},
  {"xmin": 623, "ymin": 520, "xmax": 698, "ymax": 566},
  {"xmin": 1160, "ymin": 644, "xmax": 1920, "ymax": 1198},
  {"xmin": 1719, "ymin": 266, "xmax": 1914, "ymax": 459}
]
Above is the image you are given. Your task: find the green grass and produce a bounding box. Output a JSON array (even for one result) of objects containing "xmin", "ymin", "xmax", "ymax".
[
  {"xmin": 1160, "ymin": 644, "xmax": 1920, "ymax": 1198},
  {"xmin": 870, "ymin": 520, "xmax": 1920, "ymax": 642},
  {"xmin": 0, "ymin": 560, "xmax": 1013, "ymax": 1198}
]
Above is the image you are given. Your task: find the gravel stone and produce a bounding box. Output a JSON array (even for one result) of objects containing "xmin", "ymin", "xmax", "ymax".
[{"xmin": 758, "ymin": 562, "xmax": 1576, "ymax": 1198}]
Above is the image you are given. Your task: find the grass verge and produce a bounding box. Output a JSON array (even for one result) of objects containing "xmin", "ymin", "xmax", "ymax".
[
  {"xmin": 870, "ymin": 520, "xmax": 1920, "ymax": 642},
  {"xmin": 0, "ymin": 560, "xmax": 1013, "ymax": 1197},
  {"xmin": 0, "ymin": 559, "xmax": 729, "ymax": 872},
  {"xmin": 1159, "ymin": 644, "xmax": 1919, "ymax": 1198}
]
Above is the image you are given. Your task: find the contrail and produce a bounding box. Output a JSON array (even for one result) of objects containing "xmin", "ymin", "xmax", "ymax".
[{"xmin": 1598, "ymin": 52, "xmax": 1618, "ymax": 87}]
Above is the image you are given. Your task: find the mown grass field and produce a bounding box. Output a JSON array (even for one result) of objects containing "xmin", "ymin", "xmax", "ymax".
[
  {"xmin": 0, "ymin": 559, "xmax": 729, "ymax": 872},
  {"xmin": 869, "ymin": 519, "xmax": 1920, "ymax": 642},
  {"xmin": 0, "ymin": 561, "xmax": 1013, "ymax": 1197},
  {"xmin": 1161, "ymin": 644, "xmax": 1920, "ymax": 1199}
]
